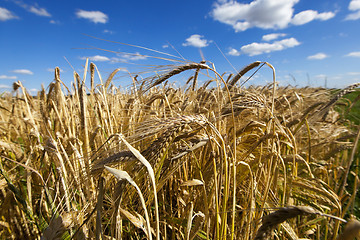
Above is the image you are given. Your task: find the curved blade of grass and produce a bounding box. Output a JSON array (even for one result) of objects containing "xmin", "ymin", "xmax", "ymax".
[
  {"xmin": 116, "ymin": 134, "xmax": 160, "ymax": 240},
  {"xmin": 104, "ymin": 166, "xmax": 152, "ymax": 240}
]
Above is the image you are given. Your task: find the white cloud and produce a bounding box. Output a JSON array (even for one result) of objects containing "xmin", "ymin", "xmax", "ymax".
[
  {"xmin": 307, "ymin": 53, "xmax": 328, "ymax": 60},
  {"xmin": 315, "ymin": 74, "xmax": 327, "ymax": 79},
  {"xmin": 228, "ymin": 48, "xmax": 241, "ymax": 56},
  {"xmin": 13, "ymin": 2, "xmax": 51, "ymax": 17},
  {"xmin": 347, "ymin": 72, "xmax": 360, "ymax": 75},
  {"xmin": 109, "ymin": 57, "xmax": 126, "ymax": 63},
  {"xmin": 110, "ymin": 53, "xmax": 147, "ymax": 63},
  {"xmin": 291, "ymin": 10, "xmax": 316, "ymax": 25},
  {"xmin": 0, "ymin": 7, "xmax": 18, "ymax": 21},
  {"xmin": 103, "ymin": 29, "xmax": 114, "ymax": 34},
  {"xmin": 0, "ymin": 75, "xmax": 17, "ymax": 80},
  {"xmin": 182, "ymin": 34, "xmax": 210, "ymax": 48},
  {"xmin": 262, "ymin": 33, "xmax": 287, "ymax": 41},
  {"xmin": 346, "ymin": 11, "xmax": 360, "ymax": 20},
  {"xmin": 28, "ymin": 88, "xmax": 39, "ymax": 95},
  {"xmin": 29, "ymin": 6, "xmax": 51, "ymax": 17},
  {"xmin": 50, "ymin": 20, "xmax": 60, "ymax": 24},
  {"xmin": 11, "ymin": 69, "xmax": 34, "ymax": 75},
  {"xmin": 210, "ymin": 0, "xmax": 335, "ymax": 31},
  {"xmin": 47, "ymin": 68, "xmax": 64, "ymax": 72},
  {"xmin": 80, "ymin": 55, "xmax": 110, "ymax": 62},
  {"xmin": 291, "ymin": 10, "xmax": 335, "ymax": 25},
  {"xmin": 0, "ymin": 84, "xmax": 12, "ymax": 89},
  {"xmin": 76, "ymin": 10, "xmax": 108, "ymax": 24},
  {"xmin": 109, "ymin": 67, "xmax": 128, "ymax": 72},
  {"xmin": 211, "ymin": 0, "xmax": 298, "ymax": 31},
  {"xmin": 346, "ymin": 0, "xmax": 360, "ymax": 20},
  {"xmin": 349, "ymin": 0, "xmax": 360, "ymax": 10},
  {"xmin": 317, "ymin": 12, "xmax": 336, "ymax": 20},
  {"xmin": 121, "ymin": 52, "xmax": 147, "ymax": 61},
  {"xmin": 241, "ymin": 37, "xmax": 300, "ymax": 56},
  {"xmin": 345, "ymin": 51, "xmax": 360, "ymax": 57}
]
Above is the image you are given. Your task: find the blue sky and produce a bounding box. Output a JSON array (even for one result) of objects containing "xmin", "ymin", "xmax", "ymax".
[{"xmin": 1, "ymin": 0, "xmax": 360, "ymax": 93}]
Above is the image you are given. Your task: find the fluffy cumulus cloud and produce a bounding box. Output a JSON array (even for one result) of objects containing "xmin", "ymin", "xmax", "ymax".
[
  {"xmin": 76, "ymin": 10, "xmax": 108, "ymax": 24},
  {"xmin": 0, "ymin": 75, "xmax": 17, "ymax": 80},
  {"xmin": 307, "ymin": 53, "xmax": 329, "ymax": 60},
  {"xmin": 11, "ymin": 69, "xmax": 34, "ymax": 75},
  {"xmin": 345, "ymin": 51, "xmax": 360, "ymax": 57},
  {"xmin": 0, "ymin": 7, "xmax": 18, "ymax": 21},
  {"xmin": 346, "ymin": 0, "xmax": 360, "ymax": 20},
  {"xmin": 228, "ymin": 48, "xmax": 241, "ymax": 56},
  {"xmin": 262, "ymin": 33, "xmax": 287, "ymax": 41},
  {"xmin": 349, "ymin": 0, "xmax": 360, "ymax": 10},
  {"xmin": 210, "ymin": 0, "xmax": 335, "ymax": 32},
  {"xmin": 80, "ymin": 55, "xmax": 110, "ymax": 62},
  {"xmin": 182, "ymin": 34, "xmax": 210, "ymax": 48},
  {"xmin": 291, "ymin": 10, "xmax": 334, "ymax": 25},
  {"xmin": 241, "ymin": 38, "xmax": 300, "ymax": 56}
]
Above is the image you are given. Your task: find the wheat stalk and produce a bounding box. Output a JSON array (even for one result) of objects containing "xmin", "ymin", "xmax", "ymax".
[{"xmin": 105, "ymin": 166, "xmax": 153, "ymax": 240}]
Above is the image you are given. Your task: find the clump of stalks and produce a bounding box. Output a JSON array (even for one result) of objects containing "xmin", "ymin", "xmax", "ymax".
[{"xmin": 0, "ymin": 58, "xmax": 359, "ymax": 240}]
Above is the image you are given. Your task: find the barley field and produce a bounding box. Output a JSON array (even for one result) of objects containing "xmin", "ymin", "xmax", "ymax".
[{"xmin": 0, "ymin": 60, "xmax": 359, "ymax": 239}]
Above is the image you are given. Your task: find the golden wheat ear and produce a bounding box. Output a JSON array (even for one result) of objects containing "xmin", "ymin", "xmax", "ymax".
[
  {"xmin": 143, "ymin": 63, "xmax": 210, "ymax": 92},
  {"xmin": 254, "ymin": 206, "xmax": 316, "ymax": 240},
  {"xmin": 254, "ymin": 206, "xmax": 347, "ymax": 240},
  {"xmin": 226, "ymin": 61, "xmax": 261, "ymax": 90}
]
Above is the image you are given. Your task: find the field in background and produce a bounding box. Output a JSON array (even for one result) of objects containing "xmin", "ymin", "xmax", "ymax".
[{"xmin": 0, "ymin": 61, "xmax": 360, "ymax": 239}]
